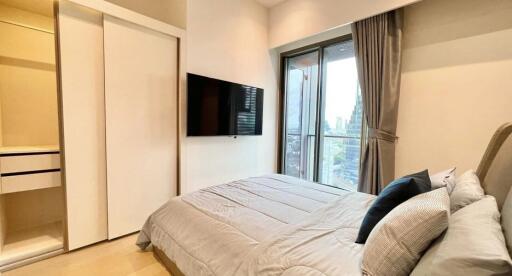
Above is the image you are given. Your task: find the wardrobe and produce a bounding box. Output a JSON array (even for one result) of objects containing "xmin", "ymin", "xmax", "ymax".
[{"xmin": 0, "ymin": 0, "xmax": 182, "ymax": 271}]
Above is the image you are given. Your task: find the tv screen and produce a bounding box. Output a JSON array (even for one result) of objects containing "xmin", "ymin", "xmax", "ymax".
[{"xmin": 187, "ymin": 73, "xmax": 263, "ymax": 136}]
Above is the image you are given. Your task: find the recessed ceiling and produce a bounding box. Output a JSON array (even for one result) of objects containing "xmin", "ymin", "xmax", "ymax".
[{"xmin": 256, "ymin": 0, "xmax": 287, "ymax": 8}]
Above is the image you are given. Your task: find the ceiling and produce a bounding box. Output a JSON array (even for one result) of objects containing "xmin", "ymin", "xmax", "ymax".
[
  {"xmin": 256, "ymin": 0, "xmax": 287, "ymax": 8},
  {"xmin": 0, "ymin": 0, "xmax": 283, "ymax": 16}
]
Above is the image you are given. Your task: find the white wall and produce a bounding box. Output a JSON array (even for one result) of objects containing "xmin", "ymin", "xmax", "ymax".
[
  {"xmin": 182, "ymin": 0, "xmax": 278, "ymax": 193},
  {"xmin": 105, "ymin": 0, "xmax": 186, "ymax": 29},
  {"xmin": 275, "ymin": 24, "xmax": 351, "ymax": 54},
  {"xmin": 395, "ymin": 0, "xmax": 512, "ymax": 177},
  {"xmin": 268, "ymin": 0, "xmax": 420, "ymax": 48}
]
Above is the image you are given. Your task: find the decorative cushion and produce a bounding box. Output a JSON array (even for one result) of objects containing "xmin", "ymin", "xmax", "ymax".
[
  {"xmin": 450, "ymin": 170, "xmax": 484, "ymax": 212},
  {"xmin": 361, "ymin": 188, "xmax": 450, "ymax": 276},
  {"xmin": 430, "ymin": 168, "xmax": 456, "ymax": 194},
  {"xmin": 355, "ymin": 170, "xmax": 431, "ymax": 244},
  {"xmin": 412, "ymin": 196, "xmax": 512, "ymax": 276}
]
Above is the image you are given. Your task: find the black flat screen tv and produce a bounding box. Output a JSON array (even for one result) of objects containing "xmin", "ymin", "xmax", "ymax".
[{"xmin": 187, "ymin": 73, "xmax": 263, "ymax": 136}]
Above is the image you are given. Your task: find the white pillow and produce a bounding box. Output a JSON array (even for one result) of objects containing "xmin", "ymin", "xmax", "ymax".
[
  {"xmin": 412, "ymin": 196, "xmax": 512, "ymax": 276},
  {"xmin": 361, "ymin": 188, "xmax": 450, "ymax": 276},
  {"xmin": 449, "ymin": 170, "xmax": 484, "ymax": 213},
  {"xmin": 430, "ymin": 168, "xmax": 456, "ymax": 194}
]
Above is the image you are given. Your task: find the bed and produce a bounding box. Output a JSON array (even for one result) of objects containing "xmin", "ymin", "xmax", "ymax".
[{"xmin": 137, "ymin": 123, "xmax": 512, "ymax": 276}]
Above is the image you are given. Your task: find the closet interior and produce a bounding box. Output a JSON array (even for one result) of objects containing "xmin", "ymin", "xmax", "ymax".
[{"xmin": 0, "ymin": 0, "xmax": 64, "ymax": 270}]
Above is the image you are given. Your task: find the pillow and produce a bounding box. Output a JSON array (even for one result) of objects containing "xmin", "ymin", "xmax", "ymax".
[
  {"xmin": 355, "ymin": 170, "xmax": 431, "ymax": 244},
  {"xmin": 409, "ymin": 234, "xmax": 443, "ymax": 276},
  {"xmin": 411, "ymin": 196, "xmax": 512, "ymax": 276},
  {"xmin": 450, "ymin": 170, "xmax": 484, "ymax": 212},
  {"xmin": 430, "ymin": 167, "xmax": 456, "ymax": 194},
  {"xmin": 361, "ymin": 188, "xmax": 450, "ymax": 276}
]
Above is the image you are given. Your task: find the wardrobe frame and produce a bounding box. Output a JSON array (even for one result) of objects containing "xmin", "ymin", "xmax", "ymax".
[{"xmin": 53, "ymin": 0, "xmax": 185, "ymax": 253}]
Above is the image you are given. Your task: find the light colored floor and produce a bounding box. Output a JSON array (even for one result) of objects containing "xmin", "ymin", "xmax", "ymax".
[{"xmin": 4, "ymin": 234, "xmax": 170, "ymax": 276}]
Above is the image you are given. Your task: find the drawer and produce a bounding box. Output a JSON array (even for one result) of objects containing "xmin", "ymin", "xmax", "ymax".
[
  {"xmin": 0, "ymin": 154, "xmax": 60, "ymax": 174},
  {"xmin": 1, "ymin": 171, "xmax": 61, "ymax": 194}
]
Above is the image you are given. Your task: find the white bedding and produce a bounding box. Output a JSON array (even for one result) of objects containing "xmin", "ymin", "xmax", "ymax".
[{"xmin": 137, "ymin": 174, "xmax": 375, "ymax": 276}]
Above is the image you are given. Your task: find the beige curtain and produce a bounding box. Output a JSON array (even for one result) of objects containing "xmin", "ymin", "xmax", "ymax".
[{"xmin": 352, "ymin": 10, "xmax": 403, "ymax": 195}]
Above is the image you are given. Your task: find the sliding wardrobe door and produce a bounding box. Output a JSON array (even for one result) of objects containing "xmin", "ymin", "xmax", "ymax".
[
  {"xmin": 58, "ymin": 2, "xmax": 108, "ymax": 250},
  {"xmin": 103, "ymin": 15, "xmax": 178, "ymax": 239}
]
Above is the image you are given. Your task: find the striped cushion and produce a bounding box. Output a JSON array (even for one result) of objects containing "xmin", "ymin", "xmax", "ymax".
[{"xmin": 361, "ymin": 188, "xmax": 450, "ymax": 276}]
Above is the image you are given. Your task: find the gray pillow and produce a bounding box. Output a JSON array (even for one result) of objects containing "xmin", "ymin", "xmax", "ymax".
[
  {"xmin": 361, "ymin": 188, "xmax": 450, "ymax": 276},
  {"xmin": 412, "ymin": 196, "xmax": 512, "ymax": 276},
  {"xmin": 450, "ymin": 170, "xmax": 484, "ymax": 213}
]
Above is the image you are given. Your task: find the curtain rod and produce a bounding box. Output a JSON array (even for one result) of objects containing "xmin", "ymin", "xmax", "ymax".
[{"xmin": 0, "ymin": 19, "xmax": 54, "ymax": 34}]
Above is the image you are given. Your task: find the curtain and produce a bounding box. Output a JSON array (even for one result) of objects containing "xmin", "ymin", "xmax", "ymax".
[{"xmin": 352, "ymin": 10, "xmax": 403, "ymax": 195}]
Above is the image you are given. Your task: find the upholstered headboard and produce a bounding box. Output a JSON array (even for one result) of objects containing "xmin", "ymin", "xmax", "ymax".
[{"xmin": 476, "ymin": 122, "xmax": 512, "ymax": 253}]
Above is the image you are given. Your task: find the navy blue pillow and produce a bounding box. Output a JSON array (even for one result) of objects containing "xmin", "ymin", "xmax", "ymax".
[{"xmin": 355, "ymin": 170, "xmax": 431, "ymax": 244}]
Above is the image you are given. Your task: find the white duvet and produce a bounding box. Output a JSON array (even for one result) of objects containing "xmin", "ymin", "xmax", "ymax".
[{"xmin": 137, "ymin": 174, "xmax": 375, "ymax": 276}]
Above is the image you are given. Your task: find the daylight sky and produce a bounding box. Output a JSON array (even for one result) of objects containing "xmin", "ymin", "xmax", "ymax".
[{"xmin": 324, "ymin": 57, "xmax": 359, "ymax": 130}]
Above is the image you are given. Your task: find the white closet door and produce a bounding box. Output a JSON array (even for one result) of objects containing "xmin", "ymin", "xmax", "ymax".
[
  {"xmin": 103, "ymin": 15, "xmax": 178, "ymax": 239},
  {"xmin": 59, "ymin": 2, "xmax": 108, "ymax": 250}
]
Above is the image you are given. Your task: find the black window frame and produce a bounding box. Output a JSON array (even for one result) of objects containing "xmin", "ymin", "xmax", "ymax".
[{"xmin": 278, "ymin": 34, "xmax": 366, "ymax": 188}]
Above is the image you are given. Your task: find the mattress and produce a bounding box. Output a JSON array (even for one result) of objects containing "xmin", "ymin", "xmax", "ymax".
[{"xmin": 137, "ymin": 174, "xmax": 376, "ymax": 276}]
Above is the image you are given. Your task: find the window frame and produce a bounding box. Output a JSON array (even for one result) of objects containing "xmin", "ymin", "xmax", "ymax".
[{"xmin": 278, "ymin": 34, "xmax": 366, "ymax": 188}]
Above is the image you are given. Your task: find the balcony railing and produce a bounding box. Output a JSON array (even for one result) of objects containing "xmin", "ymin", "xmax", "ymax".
[{"xmin": 284, "ymin": 133, "xmax": 360, "ymax": 191}]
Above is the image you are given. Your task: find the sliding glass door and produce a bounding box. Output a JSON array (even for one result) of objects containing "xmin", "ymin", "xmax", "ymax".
[
  {"xmin": 283, "ymin": 51, "xmax": 319, "ymax": 181},
  {"xmin": 281, "ymin": 36, "xmax": 363, "ymax": 190}
]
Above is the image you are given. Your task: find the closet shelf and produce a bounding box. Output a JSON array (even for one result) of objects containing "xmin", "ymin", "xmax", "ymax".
[
  {"xmin": 0, "ymin": 221, "xmax": 63, "ymax": 267},
  {"xmin": 0, "ymin": 145, "xmax": 59, "ymax": 155}
]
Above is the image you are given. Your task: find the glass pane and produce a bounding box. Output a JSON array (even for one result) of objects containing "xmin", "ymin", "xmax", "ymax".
[
  {"xmin": 321, "ymin": 137, "xmax": 361, "ymax": 190},
  {"xmin": 285, "ymin": 134, "xmax": 301, "ymax": 177},
  {"xmin": 319, "ymin": 40, "xmax": 362, "ymax": 190},
  {"xmin": 283, "ymin": 51, "xmax": 319, "ymax": 181}
]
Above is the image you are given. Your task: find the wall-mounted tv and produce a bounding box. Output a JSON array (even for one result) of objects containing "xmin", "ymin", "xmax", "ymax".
[{"xmin": 187, "ymin": 73, "xmax": 264, "ymax": 136}]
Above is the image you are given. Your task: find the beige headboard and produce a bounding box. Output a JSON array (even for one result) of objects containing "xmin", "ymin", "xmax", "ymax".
[{"xmin": 476, "ymin": 122, "xmax": 512, "ymax": 253}]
